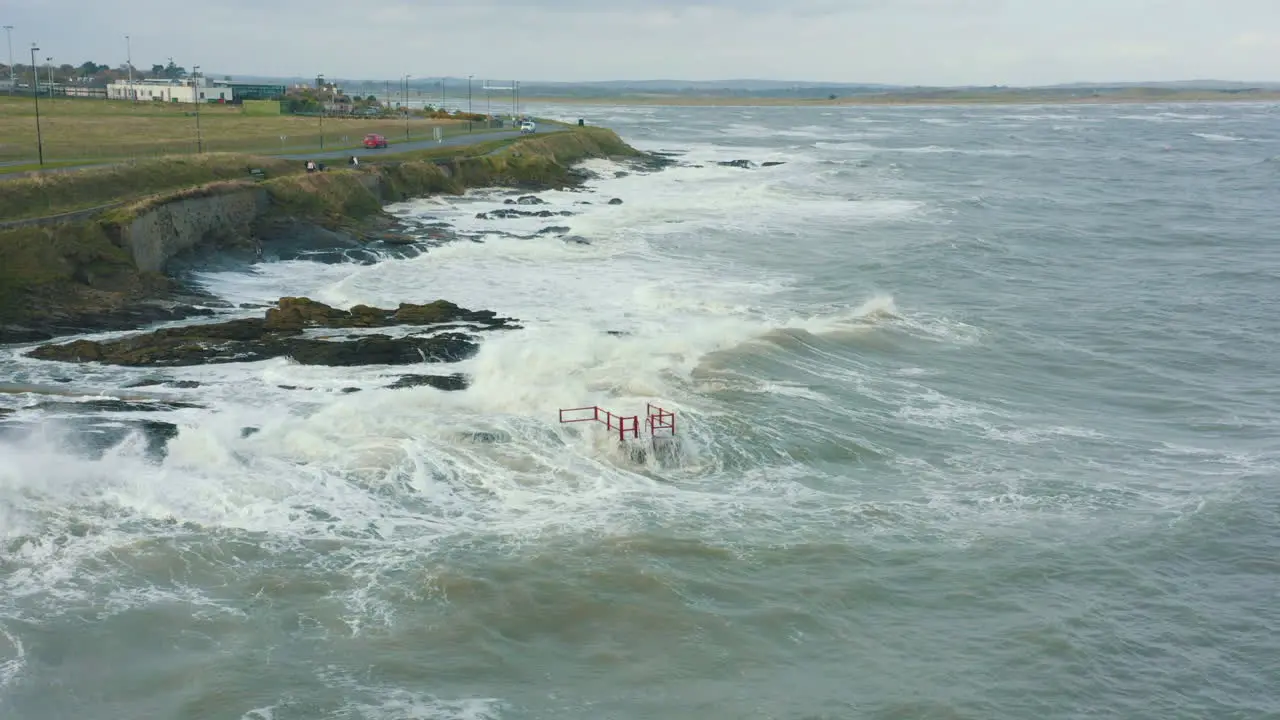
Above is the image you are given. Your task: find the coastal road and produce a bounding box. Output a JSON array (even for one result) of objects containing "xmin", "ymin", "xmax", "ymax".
[
  {"xmin": 275, "ymin": 125, "xmax": 564, "ymax": 162},
  {"xmin": 0, "ymin": 121, "xmax": 564, "ymax": 179}
]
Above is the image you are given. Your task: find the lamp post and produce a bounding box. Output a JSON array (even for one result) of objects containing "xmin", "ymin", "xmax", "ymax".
[
  {"xmin": 441, "ymin": 76, "xmax": 446, "ymax": 113},
  {"xmin": 125, "ymin": 34, "xmax": 133, "ymax": 102},
  {"xmin": 317, "ymin": 72, "xmax": 324, "ymax": 150},
  {"xmin": 3, "ymin": 26, "xmax": 13, "ymax": 97},
  {"xmin": 467, "ymin": 75, "xmax": 473, "ymax": 132},
  {"xmin": 30, "ymin": 44, "xmax": 43, "ymax": 166},
  {"xmin": 485, "ymin": 80, "xmax": 491, "ymax": 129},
  {"xmin": 192, "ymin": 64, "xmax": 203, "ymax": 153},
  {"xmin": 403, "ymin": 74, "xmax": 411, "ymax": 140},
  {"xmin": 46, "ymin": 56, "xmax": 53, "ymax": 98}
]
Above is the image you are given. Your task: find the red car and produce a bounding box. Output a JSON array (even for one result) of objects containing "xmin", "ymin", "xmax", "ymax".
[{"xmin": 363, "ymin": 133, "xmax": 388, "ymax": 149}]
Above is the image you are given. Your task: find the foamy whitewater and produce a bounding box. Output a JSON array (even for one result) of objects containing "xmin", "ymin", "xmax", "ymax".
[{"xmin": 3, "ymin": 102, "xmax": 1279, "ymax": 719}]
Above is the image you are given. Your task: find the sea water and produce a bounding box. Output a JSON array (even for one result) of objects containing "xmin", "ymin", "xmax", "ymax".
[{"xmin": 2, "ymin": 102, "xmax": 1278, "ymax": 719}]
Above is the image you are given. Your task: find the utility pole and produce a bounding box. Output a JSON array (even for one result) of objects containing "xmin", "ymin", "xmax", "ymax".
[
  {"xmin": 403, "ymin": 74, "xmax": 411, "ymax": 140},
  {"xmin": 46, "ymin": 56, "xmax": 52, "ymax": 98},
  {"xmin": 485, "ymin": 80, "xmax": 491, "ymax": 128},
  {"xmin": 192, "ymin": 64, "xmax": 203, "ymax": 153},
  {"xmin": 441, "ymin": 76, "xmax": 446, "ymax": 113},
  {"xmin": 30, "ymin": 44, "xmax": 43, "ymax": 165},
  {"xmin": 467, "ymin": 75, "xmax": 473, "ymax": 132},
  {"xmin": 3, "ymin": 26, "xmax": 13, "ymax": 97}
]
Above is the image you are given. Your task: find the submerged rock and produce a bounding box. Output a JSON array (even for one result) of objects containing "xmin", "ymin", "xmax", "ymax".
[
  {"xmin": 26, "ymin": 297, "xmax": 513, "ymax": 368},
  {"xmin": 138, "ymin": 420, "xmax": 181, "ymax": 454},
  {"xmin": 717, "ymin": 159, "xmax": 754, "ymax": 169},
  {"xmin": 608, "ymin": 198, "xmax": 624, "ymax": 205},
  {"xmin": 563, "ymin": 236, "xmax": 591, "ymax": 245},
  {"xmin": 478, "ymin": 208, "xmax": 574, "ymax": 220},
  {"xmin": 761, "ymin": 161, "xmax": 786, "ymax": 167},
  {"xmin": 27, "ymin": 398, "xmax": 203, "ymax": 412},
  {"xmin": 386, "ymin": 373, "xmax": 469, "ymax": 391},
  {"xmin": 459, "ymin": 430, "xmax": 511, "ymax": 444},
  {"xmin": 124, "ymin": 379, "xmax": 201, "ymax": 389}
]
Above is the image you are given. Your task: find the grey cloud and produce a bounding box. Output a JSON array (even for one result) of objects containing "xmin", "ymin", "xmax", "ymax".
[{"xmin": 5, "ymin": 0, "xmax": 1279, "ymax": 84}]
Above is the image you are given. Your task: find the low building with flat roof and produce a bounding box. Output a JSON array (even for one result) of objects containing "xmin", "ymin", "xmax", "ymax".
[
  {"xmin": 108, "ymin": 77, "xmax": 231, "ymax": 103},
  {"xmin": 219, "ymin": 81, "xmax": 286, "ymax": 101}
]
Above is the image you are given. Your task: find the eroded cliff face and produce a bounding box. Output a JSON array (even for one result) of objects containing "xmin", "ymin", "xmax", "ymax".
[
  {"xmin": 0, "ymin": 128, "xmax": 655, "ymax": 344},
  {"xmin": 122, "ymin": 188, "xmax": 269, "ymax": 273}
]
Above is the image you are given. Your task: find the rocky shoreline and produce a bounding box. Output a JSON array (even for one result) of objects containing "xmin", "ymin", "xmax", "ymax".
[{"xmin": 0, "ymin": 127, "xmax": 670, "ymax": 345}]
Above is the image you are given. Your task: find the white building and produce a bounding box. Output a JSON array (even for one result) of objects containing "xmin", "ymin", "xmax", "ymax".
[{"xmin": 107, "ymin": 76, "xmax": 230, "ymax": 103}]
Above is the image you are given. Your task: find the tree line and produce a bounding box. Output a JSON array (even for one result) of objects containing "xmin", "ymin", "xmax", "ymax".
[{"xmin": 0, "ymin": 59, "xmax": 229, "ymax": 87}]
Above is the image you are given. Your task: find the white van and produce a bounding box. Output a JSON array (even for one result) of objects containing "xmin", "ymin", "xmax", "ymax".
[{"xmin": 519, "ymin": 120, "xmax": 536, "ymax": 134}]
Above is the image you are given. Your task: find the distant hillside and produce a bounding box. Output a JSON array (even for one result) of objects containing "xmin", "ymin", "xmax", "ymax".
[
  {"xmin": 1044, "ymin": 79, "xmax": 1280, "ymax": 91},
  {"xmin": 213, "ymin": 75, "xmax": 1280, "ymax": 98}
]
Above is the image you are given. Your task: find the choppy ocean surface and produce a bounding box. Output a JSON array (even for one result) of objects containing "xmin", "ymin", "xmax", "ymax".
[{"xmin": 2, "ymin": 102, "xmax": 1279, "ymax": 719}]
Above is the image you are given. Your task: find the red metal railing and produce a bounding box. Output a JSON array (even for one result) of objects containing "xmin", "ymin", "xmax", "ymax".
[
  {"xmin": 646, "ymin": 403, "xmax": 676, "ymax": 438},
  {"xmin": 559, "ymin": 403, "xmax": 677, "ymax": 442},
  {"xmin": 559, "ymin": 405, "xmax": 639, "ymax": 441}
]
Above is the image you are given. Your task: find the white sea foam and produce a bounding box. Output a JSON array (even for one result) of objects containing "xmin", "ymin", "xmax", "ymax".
[
  {"xmin": 1191, "ymin": 132, "xmax": 1245, "ymax": 143},
  {"xmin": 0, "ymin": 622, "xmax": 24, "ymax": 691},
  {"xmin": 4, "ymin": 107, "xmax": 1251, "ymax": 646}
]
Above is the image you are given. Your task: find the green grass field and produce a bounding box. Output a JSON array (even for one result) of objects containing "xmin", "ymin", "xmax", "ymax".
[
  {"xmin": 0, "ymin": 96, "xmax": 493, "ymax": 163},
  {"xmin": 0, "ymin": 133, "xmax": 534, "ymax": 223}
]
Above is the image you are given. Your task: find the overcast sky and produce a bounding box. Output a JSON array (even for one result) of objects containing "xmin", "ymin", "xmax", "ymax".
[{"xmin": 4, "ymin": 0, "xmax": 1279, "ymax": 85}]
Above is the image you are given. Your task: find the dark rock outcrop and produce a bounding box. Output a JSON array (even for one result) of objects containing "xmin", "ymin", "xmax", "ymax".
[
  {"xmin": 475, "ymin": 208, "xmax": 574, "ymax": 220},
  {"xmin": 717, "ymin": 159, "xmax": 754, "ymax": 169},
  {"xmin": 608, "ymin": 198, "xmax": 624, "ymax": 205},
  {"xmin": 386, "ymin": 373, "xmax": 469, "ymax": 391},
  {"xmin": 761, "ymin": 161, "xmax": 786, "ymax": 167},
  {"xmin": 504, "ymin": 195, "xmax": 546, "ymax": 206},
  {"xmin": 27, "ymin": 399, "xmax": 203, "ymax": 412},
  {"xmin": 124, "ymin": 379, "xmax": 202, "ymax": 389},
  {"xmin": 25, "ymin": 297, "xmax": 516, "ymax": 368}
]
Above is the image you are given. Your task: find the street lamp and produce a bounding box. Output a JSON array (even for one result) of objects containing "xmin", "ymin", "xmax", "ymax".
[
  {"xmin": 317, "ymin": 72, "xmax": 324, "ymax": 150},
  {"xmin": 125, "ymin": 34, "xmax": 133, "ymax": 102},
  {"xmin": 30, "ymin": 44, "xmax": 43, "ymax": 166},
  {"xmin": 403, "ymin": 74, "xmax": 411, "ymax": 140},
  {"xmin": 192, "ymin": 64, "xmax": 203, "ymax": 153},
  {"xmin": 45, "ymin": 56, "xmax": 52, "ymax": 99},
  {"xmin": 3, "ymin": 26, "xmax": 13, "ymax": 97},
  {"xmin": 467, "ymin": 75, "xmax": 473, "ymax": 132}
]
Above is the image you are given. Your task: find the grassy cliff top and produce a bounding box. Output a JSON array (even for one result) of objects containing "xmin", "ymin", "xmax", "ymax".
[{"xmin": 1, "ymin": 125, "xmax": 634, "ymax": 224}]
